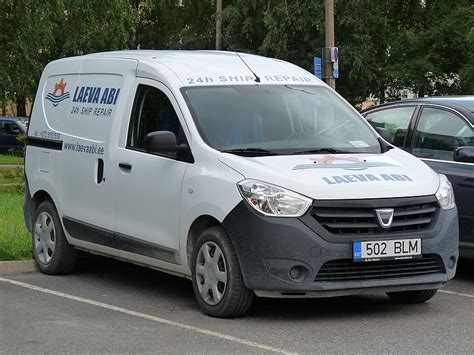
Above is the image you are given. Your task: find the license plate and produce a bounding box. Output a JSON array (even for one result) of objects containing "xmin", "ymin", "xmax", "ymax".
[{"xmin": 353, "ymin": 238, "xmax": 421, "ymax": 262}]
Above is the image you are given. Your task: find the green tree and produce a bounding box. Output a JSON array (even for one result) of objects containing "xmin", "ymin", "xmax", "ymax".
[
  {"xmin": 222, "ymin": 0, "xmax": 268, "ymax": 53},
  {"xmin": 387, "ymin": 0, "xmax": 474, "ymax": 98},
  {"xmin": 137, "ymin": 0, "xmax": 215, "ymax": 50},
  {"xmin": 58, "ymin": 0, "xmax": 138, "ymax": 56},
  {"xmin": 0, "ymin": 0, "xmax": 138, "ymax": 116},
  {"xmin": 460, "ymin": 27, "xmax": 474, "ymax": 92},
  {"xmin": 335, "ymin": 0, "xmax": 382, "ymax": 105},
  {"xmin": 2, "ymin": 0, "xmax": 474, "ymax": 113},
  {"xmin": 0, "ymin": 0, "xmax": 57, "ymax": 116}
]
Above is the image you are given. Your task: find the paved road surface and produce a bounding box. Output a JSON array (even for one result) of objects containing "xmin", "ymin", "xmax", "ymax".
[{"xmin": 1, "ymin": 255, "xmax": 473, "ymax": 353}]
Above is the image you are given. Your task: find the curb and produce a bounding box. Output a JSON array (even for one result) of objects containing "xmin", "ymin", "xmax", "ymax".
[{"xmin": 0, "ymin": 260, "xmax": 37, "ymax": 275}]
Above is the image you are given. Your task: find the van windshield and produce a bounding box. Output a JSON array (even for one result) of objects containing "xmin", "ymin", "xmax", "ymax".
[{"xmin": 182, "ymin": 85, "xmax": 381, "ymax": 156}]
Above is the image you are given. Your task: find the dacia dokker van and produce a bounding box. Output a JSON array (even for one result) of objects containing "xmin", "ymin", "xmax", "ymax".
[{"xmin": 24, "ymin": 51, "xmax": 458, "ymax": 317}]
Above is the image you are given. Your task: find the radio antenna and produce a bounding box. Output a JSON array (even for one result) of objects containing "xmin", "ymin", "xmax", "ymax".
[
  {"xmin": 232, "ymin": 48, "xmax": 261, "ymax": 83},
  {"xmin": 206, "ymin": 17, "xmax": 260, "ymax": 83}
]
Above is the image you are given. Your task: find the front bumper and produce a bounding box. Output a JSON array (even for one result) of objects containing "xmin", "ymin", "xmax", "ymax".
[{"xmin": 222, "ymin": 200, "xmax": 459, "ymax": 296}]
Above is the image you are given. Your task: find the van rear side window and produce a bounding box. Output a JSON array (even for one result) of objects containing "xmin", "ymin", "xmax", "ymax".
[{"xmin": 127, "ymin": 85, "xmax": 183, "ymax": 155}]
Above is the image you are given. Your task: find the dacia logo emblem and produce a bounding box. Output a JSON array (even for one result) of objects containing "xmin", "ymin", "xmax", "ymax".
[{"xmin": 375, "ymin": 208, "xmax": 394, "ymax": 229}]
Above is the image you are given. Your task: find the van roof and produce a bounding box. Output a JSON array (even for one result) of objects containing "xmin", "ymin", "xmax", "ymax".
[
  {"xmin": 87, "ymin": 50, "xmax": 251, "ymax": 61},
  {"xmin": 79, "ymin": 50, "xmax": 322, "ymax": 87}
]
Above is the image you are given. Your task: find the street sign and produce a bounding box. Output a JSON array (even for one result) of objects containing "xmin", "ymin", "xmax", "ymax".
[
  {"xmin": 333, "ymin": 62, "xmax": 339, "ymax": 79},
  {"xmin": 330, "ymin": 47, "xmax": 339, "ymax": 63},
  {"xmin": 314, "ymin": 57, "xmax": 322, "ymax": 80}
]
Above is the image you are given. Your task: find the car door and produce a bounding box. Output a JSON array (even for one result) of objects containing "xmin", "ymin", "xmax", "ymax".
[
  {"xmin": 0, "ymin": 120, "xmax": 22, "ymax": 151},
  {"xmin": 114, "ymin": 80, "xmax": 191, "ymax": 264},
  {"xmin": 409, "ymin": 106, "xmax": 474, "ymax": 246},
  {"xmin": 364, "ymin": 105, "xmax": 418, "ymax": 149},
  {"xmin": 58, "ymin": 64, "xmax": 131, "ymax": 246},
  {"xmin": 0, "ymin": 120, "xmax": 8, "ymax": 152}
]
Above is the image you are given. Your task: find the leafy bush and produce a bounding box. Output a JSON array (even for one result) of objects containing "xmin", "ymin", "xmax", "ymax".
[{"xmin": 7, "ymin": 133, "xmax": 26, "ymax": 157}]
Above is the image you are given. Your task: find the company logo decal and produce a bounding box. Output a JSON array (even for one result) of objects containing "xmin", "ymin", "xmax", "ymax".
[
  {"xmin": 72, "ymin": 86, "xmax": 120, "ymax": 105},
  {"xmin": 321, "ymin": 173, "xmax": 413, "ymax": 185},
  {"xmin": 293, "ymin": 156, "xmax": 398, "ymax": 171},
  {"xmin": 45, "ymin": 79, "xmax": 70, "ymax": 107},
  {"xmin": 70, "ymin": 85, "xmax": 121, "ymax": 118},
  {"xmin": 186, "ymin": 74, "xmax": 316, "ymax": 85}
]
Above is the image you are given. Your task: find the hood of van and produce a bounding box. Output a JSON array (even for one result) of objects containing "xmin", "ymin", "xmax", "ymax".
[{"xmin": 218, "ymin": 148, "xmax": 440, "ymax": 200}]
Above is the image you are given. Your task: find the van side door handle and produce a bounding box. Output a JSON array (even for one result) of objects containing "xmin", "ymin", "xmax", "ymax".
[{"xmin": 118, "ymin": 162, "xmax": 132, "ymax": 171}]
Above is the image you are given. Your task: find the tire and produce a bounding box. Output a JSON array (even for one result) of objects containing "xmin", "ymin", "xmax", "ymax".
[
  {"xmin": 191, "ymin": 226, "xmax": 254, "ymax": 318},
  {"xmin": 387, "ymin": 289, "xmax": 438, "ymax": 304},
  {"xmin": 32, "ymin": 200, "xmax": 77, "ymax": 274}
]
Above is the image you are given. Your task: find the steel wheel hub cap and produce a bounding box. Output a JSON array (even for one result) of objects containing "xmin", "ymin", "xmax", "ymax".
[
  {"xmin": 34, "ymin": 212, "xmax": 56, "ymax": 264},
  {"xmin": 195, "ymin": 241, "xmax": 227, "ymax": 305}
]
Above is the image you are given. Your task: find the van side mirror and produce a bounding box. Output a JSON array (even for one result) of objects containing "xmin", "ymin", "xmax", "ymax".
[
  {"xmin": 144, "ymin": 131, "xmax": 188, "ymax": 153},
  {"xmin": 454, "ymin": 146, "xmax": 474, "ymax": 163},
  {"xmin": 375, "ymin": 127, "xmax": 393, "ymax": 144}
]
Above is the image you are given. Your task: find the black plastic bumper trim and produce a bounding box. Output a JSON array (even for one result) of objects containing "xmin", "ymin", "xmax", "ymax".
[
  {"xmin": 222, "ymin": 200, "xmax": 456, "ymax": 292},
  {"xmin": 63, "ymin": 216, "xmax": 181, "ymax": 264},
  {"xmin": 26, "ymin": 137, "xmax": 63, "ymax": 150}
]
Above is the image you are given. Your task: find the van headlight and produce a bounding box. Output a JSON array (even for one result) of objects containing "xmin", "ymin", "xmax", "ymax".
[
  {"xmin": 436, "ymin": 174, "xmax": 455, "ymax": 210},
  {"xmin": 237, "ymin": 179, "xmax": 312, "ymax": 217}
]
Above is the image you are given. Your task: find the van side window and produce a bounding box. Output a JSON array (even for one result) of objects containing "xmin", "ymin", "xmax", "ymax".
[{"xmin": 127, "ymin": 85, "xmax": 183, "ymax": 156}]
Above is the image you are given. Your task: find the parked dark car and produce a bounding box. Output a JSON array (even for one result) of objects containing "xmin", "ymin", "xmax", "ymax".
[
  {"xmin": 0, "ymin": 117, "xmax": 27, "ymax": 153},
  {"xmin": 361, "ymin": 97, "xmax": 474, "ymax": 259}
]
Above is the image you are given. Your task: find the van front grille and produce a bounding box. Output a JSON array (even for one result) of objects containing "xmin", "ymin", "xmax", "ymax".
[
  {"xmin": 311, "ymin": 201, "xmax": 438, "ymax": 235},
  {"xmin": 314, "ymin": 255, "xmax": 444, "ymax": 283}
]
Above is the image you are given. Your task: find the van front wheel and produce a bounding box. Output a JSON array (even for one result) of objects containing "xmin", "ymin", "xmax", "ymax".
[
  {"xmin": 191, "ymin": 226, "xmax": 254, "ymax": 318},
  {"xmin": 32, "ymin": 200, "xmax": 77, "ymax": 274}
]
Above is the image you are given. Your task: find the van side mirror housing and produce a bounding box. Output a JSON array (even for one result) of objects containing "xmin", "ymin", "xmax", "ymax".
[
  {"xmin": 454, "ymin": 146, "xmax": 474, "ymax": 163},
  {"xmin": 144, "ymin": 131, "xmax": 188, "ymax": 154},
  {"xmin": 375, "ymin": 127, "xmax": 393, "ymax": 144}
]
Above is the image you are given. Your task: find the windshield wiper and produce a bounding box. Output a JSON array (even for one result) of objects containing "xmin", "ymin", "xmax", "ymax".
[
  {"xmin": 292, "ymin": 148, "xmax": 352, "ymax": 155},
  {"xmin": 221, "ymin": 148, "xmax": 278, "ymax": 157}
]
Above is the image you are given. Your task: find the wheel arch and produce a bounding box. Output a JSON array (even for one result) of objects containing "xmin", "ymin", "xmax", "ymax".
[
  {"xmin": 186, "ymin": 215, "xmax": 221, "ymax": 267},
  {"xmin": 26, "ymin": 189, "xmax": 58, "ymax": 231}
]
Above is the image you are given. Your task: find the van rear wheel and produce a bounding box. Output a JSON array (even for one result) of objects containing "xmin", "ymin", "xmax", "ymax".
[
  {"xmin": 191, "ymin": 226, "xmax": 254, "ymax": 318},
  {"xmin": 32, "ymin": 200, "xmax": 77, "ymax": 274},
  {"xmin": 387, "ymin": 289, "xmax": 437, "ymax": 304}
]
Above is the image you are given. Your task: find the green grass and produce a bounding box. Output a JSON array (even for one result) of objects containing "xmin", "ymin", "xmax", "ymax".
[
  {"xmin": 0, "ymin": 167, "xmax": 23, "ymax": 184},
  {"xmin": 0, "ymin": 154, "xmax": 24, "ymax": 165},
  {"xmin": 0, "ymin": 189, "xmax": 31, "ymax": 260}
]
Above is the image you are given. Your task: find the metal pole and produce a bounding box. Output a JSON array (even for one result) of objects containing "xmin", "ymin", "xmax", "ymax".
[
  {"xmin": 325, "ymin": 0, "xmax": 335, "ymax": 89},
  {"xmin": 216, "ymin": 0, "xmax": 223, "ymax": 50}
]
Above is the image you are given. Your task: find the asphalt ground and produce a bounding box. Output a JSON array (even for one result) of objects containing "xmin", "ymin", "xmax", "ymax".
[{"xmin": 1, "ymin": 255, "xmax": 473, "ymax": 354}]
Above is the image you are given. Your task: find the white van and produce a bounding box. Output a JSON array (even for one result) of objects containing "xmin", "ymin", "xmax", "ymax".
[{"xmin": 25, "ymin": 51, "xmax": 458, "ymax": 317}]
